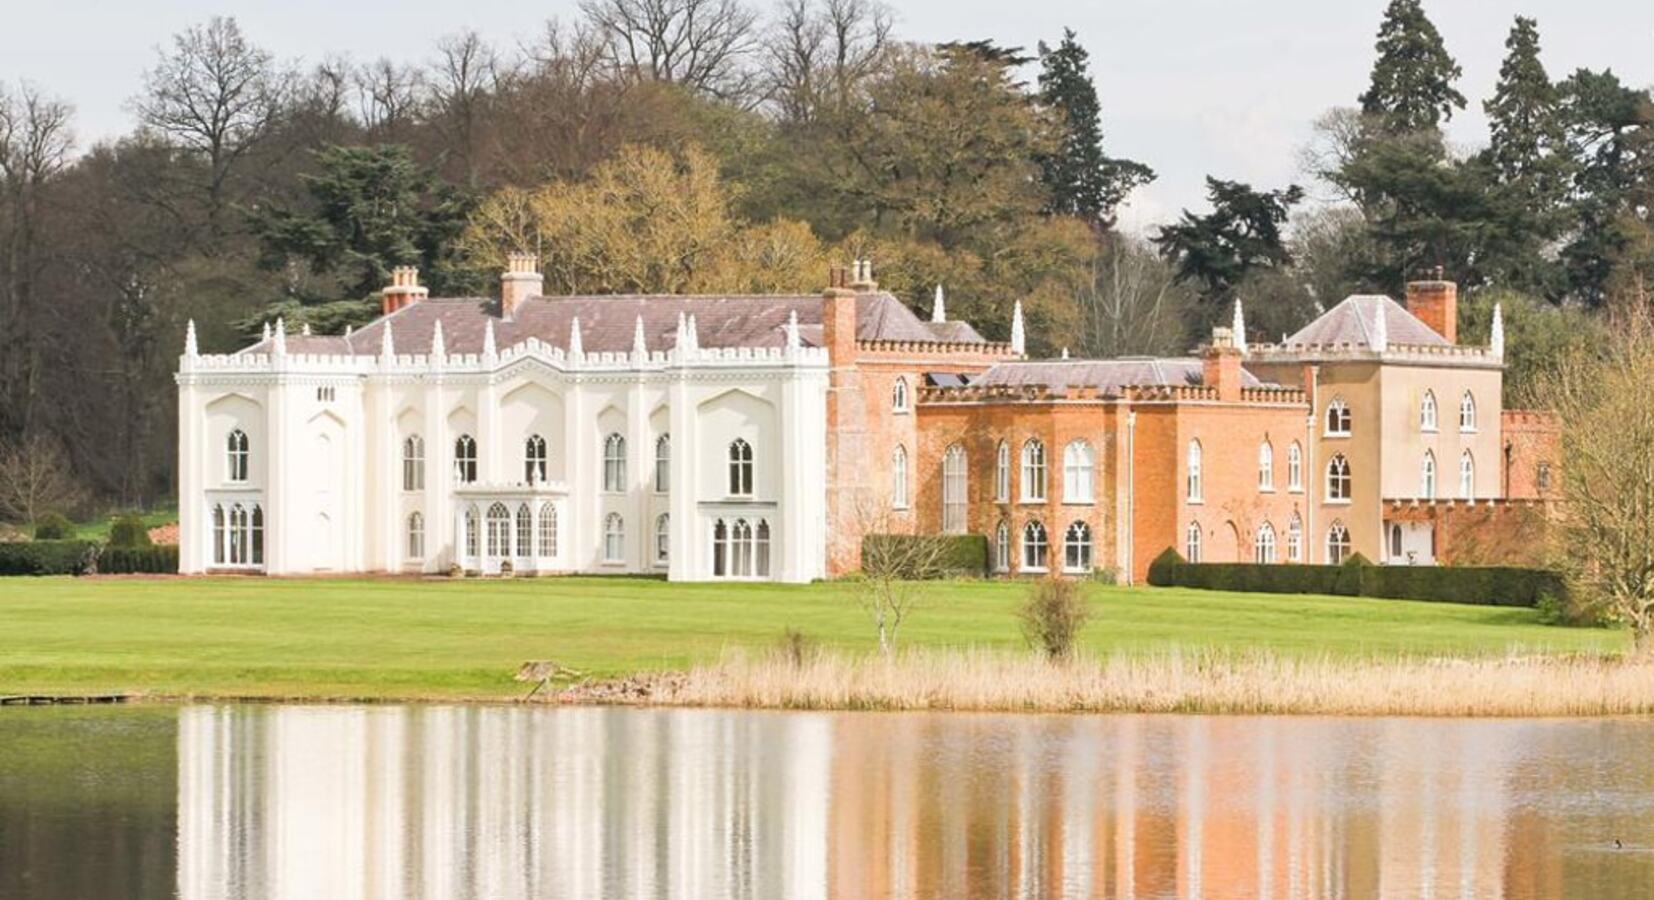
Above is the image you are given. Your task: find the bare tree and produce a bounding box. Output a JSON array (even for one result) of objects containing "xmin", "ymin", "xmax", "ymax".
[
  {"xmin": 765, "ymin": 0, "xmax": 891, "ymax": 123},
  {"xmin": 135, "ymin": 16, "xmax": 290, "ymax": 231},
  {"xmin": 579, "ymin": 0, "xmax": 761, "ymax": 100},
  {"xmin": 426, "ymin": 30, "xmax": 507, "ymax": 186},
  {"xmin": 851, "ymin": 501, "xmax": 958, "ymax": 658},
  {"xmin": 1077, "ymin": 235, "xmax": 1193, "ymax": 358},
  {"xmin": 0, "ymin": 83, "xmax": 74, "ymax": 438},
  {"xmin": 0, "ymin": 433, "xmax": 86, "ymax": 524},
  {"xmin": 356, "ymin": 58, "xmax": 425, "ymax": 135},
  {"xmin": 1542, "ymin": 304, "xmax": 1654, "ymax": 654}
]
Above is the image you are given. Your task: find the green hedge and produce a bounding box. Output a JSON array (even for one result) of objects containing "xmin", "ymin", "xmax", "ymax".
[
  {"xmin": 1146, "ymin": 547, "xmax": 1561, "ymax": 608},
  {"xmin": 0, "ymin": 540, "xmax": 99, "ymax": 575},
  {"xmin": 862, "ymin": 534, "xmax": 988, "ymax": 578},
  {"xmin": 108, "ymin": 515, "xmax": 154, "ymax": 548},
  {"xmin": 98, "ymin": 545, "xmax": 179, "ymax": 574}
]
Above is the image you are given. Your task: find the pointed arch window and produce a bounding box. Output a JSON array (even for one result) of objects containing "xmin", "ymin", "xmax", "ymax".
[
  {"xmin": 1187, "ymin": 440, "xmax": 1203, "ymax": 503},
  {"xmin": 227, "ymin": 429, "xmax": 249, "ymax": 482},
  {"xmin": 727, "ymin": 438, "xmax": 754, "ymax": 496},
  {"xmin": 1021, "ymin": 519, "xmax": 1048, "ymax": 571},
  {"xmin": 1258, "ymin": 441, "xmax": 1274, "ymax": 492},
  {"xmin": 1287, "ymin": 442, "xmax": 1303, "ymax": 492},
  {"xmin": 603, "ymin": 513, "xmax": 625, "ymax": 562},
  {"xmin": 1326, "ymin": 454, "xmax": 1351, "ymax": 502},
  {"xmin": 1421, "ymin": 451, "xmax": 1437, "ymax": 500},
  {"xmin": 712, "ymin": 517, "xmax": 770, "ymax": 577},
  {"xmin": 538, "ymin": 501, "xmax": 558, "ymax": 557},
  {"xmin": 1064, "ymin": 440, "xmax": 1096, "ymax": 504},
  {"xmin": 515, "ymin": 503, "xmax": 533, "ymax": 556},
  {"xmin": 402, "ymin": 435, "xmax": 424, "ymax": 491},
  {"xmin": 1186, "ymin": 521, "xmax": 1203, "ymax": 563},
  {"xmin": 1021, "ymin": 439, "xmax": 1047, "ymax": 502},
  {"xmin": 250, "ymin": 505, "xmax": 263, "ymax": 565},
  {"xmin": 654, "ymin": 513, "xmax": 670, "ymax": 565},
  {"xmin": 1459, "ymin": 392, "xmax": 1477, "ymax": 432},
  {"xmin": 1063, "ymin": 521, "xmax": 1093, "ymax": 573},
  {"xmin": 486, "ymin": 502, "xmax": 511, "ymax": 558},
  {"xmin": 943, "ymin": 444, "xmax": 968, "ymax": 532},
  {"xmin": 407, "ymin": 512, "xmax": 425, "ymax": 559},
  {"xmin": 524, "ymin": 434, "xmax": 547, "ymax": 483},
  {"xmin": 994, "ymin": 520, "xmax": 1011, "ymax": 572},
  {"xmin": 463, "ymin": 504, "xmax": 479, "ymax": 559},
  {"xmin": 1286, "ymin": 513, "xmax": 1303, "ymax": 563},
  {"xmin": 1325, "ymin": 398, "xmax": 1351, "ymax": 437},
  {"xmin": 454, "ymin": 435, "xmax": 477, "ymax": 483},
  {"xmin": 892, "ymin": 445, "xmax": 909, "ymax": 510},
  {"xmin": 1326, "ymin": 521, "xmax": 1351, "ymax": 564},
  {"xmin": 995, "ymin": 440, "xmax": 1011, "ymax": 502},
  {"xmin": 892, "ymin": 377, "xmax": 910, "ymax": 413},
  {"xmin": 1255, "ymin": 521, "xmax": 1277, "ymax": 564},
  {"xmin": 654, "ymin": 434, "xmax": 670, "ymax": 493},
  {"xmin": 1459, "ymin": 451, "xmax": 1475, "ymax": 499},
  {"xmin": 212, "ymin": 504, "xmax": 226, "ymax": 565},
  {"xmin": 602, "ymin": 433, "xmax": 626, "ymax": 492},
  {"xmin": 1420, "ymin": 391, "xmax": 1438, "ymax": 432}
]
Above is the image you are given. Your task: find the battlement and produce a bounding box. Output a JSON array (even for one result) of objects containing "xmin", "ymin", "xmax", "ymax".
[
  {"xmin": 1245, "ymin": 341, "xmax": 1501, "ymax": 365},
  {"xmin": 1501, "ymin": 409, "xmax": 1558, "ymax": 429},
  {"xmin": 857, "ymin": 338, "xmax": 1019, "ymax": 358}
]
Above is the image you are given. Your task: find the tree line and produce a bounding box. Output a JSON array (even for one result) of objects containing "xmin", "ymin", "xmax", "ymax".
[{"xmin": 0, "ymin": 0, "xmax": 1649, "ymax": 520}]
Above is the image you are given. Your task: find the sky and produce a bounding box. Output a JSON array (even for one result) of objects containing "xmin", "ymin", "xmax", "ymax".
[{"xmin": 1, "ymin": 1, "xmax": 1650, "ymax": 230}]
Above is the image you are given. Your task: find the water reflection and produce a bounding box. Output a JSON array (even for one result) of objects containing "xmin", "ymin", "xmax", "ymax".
[{"xmin": 6, "ymin": 705, "xmax": 1654, "ymax": 898}]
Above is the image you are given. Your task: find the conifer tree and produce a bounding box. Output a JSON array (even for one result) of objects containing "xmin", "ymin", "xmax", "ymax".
[
  {"xmin": 1358, "ymin": 0, "xmax": 1465, "ymax": 135},
  {"xmin": 1481, "ymin": 16, "xmax": 1570, "ymax": 293},
  {"xmin": 1035, "ymin": 29, "xmax": 1153, "ymax": 230}
]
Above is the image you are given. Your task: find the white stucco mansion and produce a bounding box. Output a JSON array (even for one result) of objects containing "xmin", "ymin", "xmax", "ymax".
[{"xmin": 176, "ymin": 257, "xmax": 871, "ymax": 582}]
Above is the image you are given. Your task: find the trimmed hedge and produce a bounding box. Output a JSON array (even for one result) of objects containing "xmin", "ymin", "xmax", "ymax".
[
  {"xmin": 1146, "ymin": 547, "xmax": 1562, "ymax": 608},
  {"xmin": 862, "ymin": 534, "xmax": 988, "ymax": 578},
  {"xmin": 0, "ymin": 540, "xmax": 99, "ymax": 575},
  {"xmin": 98, "ymin": 545, "xmax": 179, "ymax": 574},
  {"xmin": 33, "ymin": 512, "xmax": 74, "ymax": 540}
]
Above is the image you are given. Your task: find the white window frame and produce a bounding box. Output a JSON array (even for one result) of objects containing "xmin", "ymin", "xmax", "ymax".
[
  {"xmin": 524, "ymin": 434, "xmax": 548, "ymax": 484},
  {"xmin": 1287, "ymin": 442, "xmax": 1303, "ymax": 493},
  {"xmin": 226, "ymin": 429, "xmax": 249, "ymax": 483},
  {"xmin": 654, "ymin": 513, "xmax": 670, "ymax": 566},
  {"xmin": 603, "ymin": 512, "xmax": 625, "ymax": 563},
  {"xmin": 1021, "ymin": 439, "xmax": 1047, "ymax": 503},
  {"xmin": 1420, "ymin": 390, "xmax": 1438, "ymax": 432},
  {"xmin": 1421, "ymin": 451, "xmax": 1437, "ymax": 500},
  {"xmin": 891, "ymin": 377, "xmax": 910, "ymax": 414},
  {"xmin": 1326, "ymin": 454, "xmax": 1351, "ymax": 503},
  {"xmin": 892, "ymin": 445, "xmax": 910, "ymax": 510},
  {"xmin": 538, "ymin": 501, "xmax": 558, "ymax": 558},
  {"xmin": 1325, "ymin": 398, "xmax": 1351, "ymax": 437},
  {"xmin": 1021, "ymin": 519, "xmax": 1048, "ymax": 572},
  {"xmin": 727, "ymin": 438, "xmax": 754, "ymax": 497},
  {"xmin": 994, "ymin": 520, "xmax": 1011, "ymax": 572},
  {"xmin": 602, "ymin": 433, "xmax": 627, "ymax": 493},
  {"xmin": 1286, "ymin": 514, "xmax": 1303, "ymax": 563},
  {"xmin": 454, "ymin": 434, "xmax": 478, "ymax": 484},
  {"xmin": 1255, "ymin": 521, "xmax": 1277, "ymax": 564},
  {"xmin": 1185, "ymin": 521, "xmax": 1202, "ymax": 563},
  {"xmin": 1062, "ymin": 520, "xmax": 1093, "ymax": 573},
  {"xmin": 1459, "ymin": 451, "xmax": 1475, "ymax": 499},
  {"xmin": 654, "ymin": 434, "xmax": 670, "ymax": 493},
  {"xmin": 406, "ymin": 511, "xmax": 424, "ymax": 559},
  {"xmin": 1186, "ymin": 440, "xmax": 1203, "ymax": 503},
  {"xmin": 995, "ymin": 440, "xmax": 1011, "ymax": 502},
  {"xmin": 402, "ymin": 435, "xmax": 424, "ymax": 491},
  {"xmin": 1258, "ymin": 441, "xmax": 1274, "ymax": 492},
  {"xmin": 1063, "ymin": 440, "xmax": 1095, "ymax": 504},
  {"xmin": 1326, "ymin": 522, "xmax": 1351, "ymax": 564},
  {"xmin": 942, "ymin": 444, "xmax": 968, "ymax": 533},
  {"xmin": 1459, "ymin": 391, "xmax": 1477, "ymax": 433}
]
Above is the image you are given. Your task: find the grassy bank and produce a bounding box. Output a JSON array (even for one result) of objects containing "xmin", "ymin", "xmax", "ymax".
[
  {"xmin": 0, "ymin": 575, "xmax": 1625, "ymax": 703},
  {"xmin": 603, "ymin": 649, "xmax": 1654, "ymax": 717}
]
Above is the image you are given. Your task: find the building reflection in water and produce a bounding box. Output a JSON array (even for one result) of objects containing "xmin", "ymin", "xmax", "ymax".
[{"xmin": 176, "ymin": 706, "xmax": 1653, "ymax": 900}]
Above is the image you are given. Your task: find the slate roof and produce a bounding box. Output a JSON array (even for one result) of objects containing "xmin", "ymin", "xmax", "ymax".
[
  {"xmin": 1285, "ymin": 295, "xmax": 1448, "ymax": 347},
  {"xmin": 971, "ymin": 357, "xmax": 1269, "ymax": 395},
  {"xmin": 924, "ymin": 320, "xmax": 988, "ymax": 343},
  {"xmin": 239, "ymin": 291, "xmax": 990, "ymax": 356}
]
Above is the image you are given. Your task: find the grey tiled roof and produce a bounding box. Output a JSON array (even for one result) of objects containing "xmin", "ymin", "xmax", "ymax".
[
  {"xmin": 924, "ymin": 320, "xmax": 987, "ymax": 343},
  {"xmin": 972, "ymin": 357, "xmax": 1269, "ymax": 395},
  {"xmin": 1285, "ymin": 295, "xmax": 1448, "ymax": 347},
  {"xmin": 239, "ymin": 291, "xmax": 988, "ymax": 356}
]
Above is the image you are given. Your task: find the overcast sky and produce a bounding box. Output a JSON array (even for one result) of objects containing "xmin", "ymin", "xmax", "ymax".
[{"xmin": 2, "ymin": 1, "xmax": 1650, "ymax": 230}]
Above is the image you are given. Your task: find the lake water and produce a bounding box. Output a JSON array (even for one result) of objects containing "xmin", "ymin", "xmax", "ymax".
[{"xmin": 2, "ymin": 706, "xmax": 1653, "ymax": 899}]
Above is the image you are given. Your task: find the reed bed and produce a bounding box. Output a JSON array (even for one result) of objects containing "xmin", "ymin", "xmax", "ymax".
[{"xmin": 563, "ymin": 648, "xmax": 1654, "ymax": 717}]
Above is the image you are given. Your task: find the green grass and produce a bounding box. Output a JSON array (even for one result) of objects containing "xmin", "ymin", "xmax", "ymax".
[
  {"xmin": 0, "ymin": 575, "xmax": 1625, "ymax": 701},
  {"xmin": 68, "ymin": 506, "xmax": 177, "ymax": 541}
]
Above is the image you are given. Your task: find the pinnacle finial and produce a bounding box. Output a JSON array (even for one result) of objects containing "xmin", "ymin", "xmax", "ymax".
[
  {"xmin": 482, "ymin": 318, "xmax": 497, "ymax": 360},
  {"xmin": 301, "ymin": 321, "xmax": 312, "ymax": 337},
  {"xmin": 931, "ymin": 285, "xmax": 946, "ymax": 323},
  {"xmin": 261, "ymin": 321, "xmax": 271, "ymax": 343},
  {"xmin": 685, "ymin": 315, "xmax": 699, "ymax": 353},
  {"xmin": 1369, "ymin": 298, "xmax": 1388, "ymax": 352},
  {"xmin": 785, "ymin": 309, "xmax": 801, "ymax": 350},
  {"xmin": 430, "ymin": 319, "xmax": 446, "ymax": 364},
  {"xmin": 1231, "ymin": 299, "xmax": 1247, "ymax": 354},
  {"xmin": 273, "ymin": 318, "xmax": 287, "ymax": 356},
  {"xmin": 380, "ymin": 319, "xmax": 395, "ymax": 361},
  {"xmin": 632, "ymin": 315, "xmax": 648, "ymax": 361},
  {"xmin": 1010, "ymin": 300, "xmax": 1026, "ymax": 356},
  {"xmin": 569, "ymin": 315, "xmax": 584, "ymax": 359},
  {"xmin": 184, "ymin": 319, "xmax": 198, "ymax": 358},
  {"xmin": 1490, "ymin": 302, "xmax": 1505, "ymax": 359}
]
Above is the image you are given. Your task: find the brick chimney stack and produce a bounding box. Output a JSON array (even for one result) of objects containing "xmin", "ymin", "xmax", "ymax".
[
  {"xmin": 822, "ymin": 263, "xmax": 867, "ymax": 576},
  {"xmin": 500, "ymin": 252, "xmax": 542, "ymax": 320},
  {"xmin": 1405, "ymin": 268, "xmax": 1457, "ymax": 344},
  {"xmin": 381, "ymin": 266, "xmax": 428, "ymax": 316},
  {"xmin": 1202, "ymin": 326, "xmax": 1243, "ymax": 402}
]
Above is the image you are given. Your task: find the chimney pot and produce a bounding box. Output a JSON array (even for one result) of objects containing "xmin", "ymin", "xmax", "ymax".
[
  {"xmin": 382, "ymin": 266, "xmax": 428, "ymax": 316},
  {"xmin": 500, "ymin": 252, "xmax": 543, "ymax": 320}
]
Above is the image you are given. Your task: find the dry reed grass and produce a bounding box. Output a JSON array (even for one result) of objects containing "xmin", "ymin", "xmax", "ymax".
[{"xmin": 564, "ymin": 648, "xmax": 1654, "ymax": 717}]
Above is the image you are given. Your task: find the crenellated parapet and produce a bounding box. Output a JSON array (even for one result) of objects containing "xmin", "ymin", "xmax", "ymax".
[{"xmin": 1244, "ymin": 340, "xmax": 1502, "ymax": 367}]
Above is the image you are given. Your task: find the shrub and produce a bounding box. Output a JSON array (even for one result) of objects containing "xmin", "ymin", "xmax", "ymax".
[
  {"xmin": 32, "ymin": 512, "xmax": 74, "ymax": 540},
  {"xmin": 1019, "ymin": 578, "xmax": 1092, "ymax": 661},
  {"xmin": 774, "ymin": 627, "xmax": 818, "ymax": 668},
  {"xmin": 860, "ymin": 534, "xmax": 987, "ymax": 579},
  {"xmin": 1150, "ymin": 556, "xmax": 1566, "ymax": 609},
  {"xmin": 0, "ymin": 540, "xmax": 98, "ymax": 575},
  {"xmin": 108, "ymin": 514, "xmax": 153, "ymax": 548},
  {"xmin": 1147, "ymin": 548, "xmax": 1184, "ymax": 586},
  {"xmin": 97, "ymin": 545, "xmax": 179, "ymax": 574}
]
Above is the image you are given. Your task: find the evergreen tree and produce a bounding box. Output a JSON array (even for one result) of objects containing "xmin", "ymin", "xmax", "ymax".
[
  {"xmin": 1358, "ymin": 0, "xmax": 1465, "ymax": 135},
  {"xmin": 1035, "ymin": 29, "xmax": 1154, "ymax": 230},
  {"xmin": 1152, "ymin": 177, "xmax": 1304, "ymax": 308},
  {"xmin": 1558, "ymin": 69, "xmax": 1654, "ymax": 306},
  {"xmin": 1480, "ymin": 16, "xmax": 1570, "ymax": 294}
]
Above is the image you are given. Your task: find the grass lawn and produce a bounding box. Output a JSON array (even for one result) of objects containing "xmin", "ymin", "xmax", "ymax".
[
  {"xmin": 68, "ymin": 505, "xmax": 177, "ymax": 541},
  {"xmin": 0, "ymin": 575, "xmax": 1625, "ymax": 701}
]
